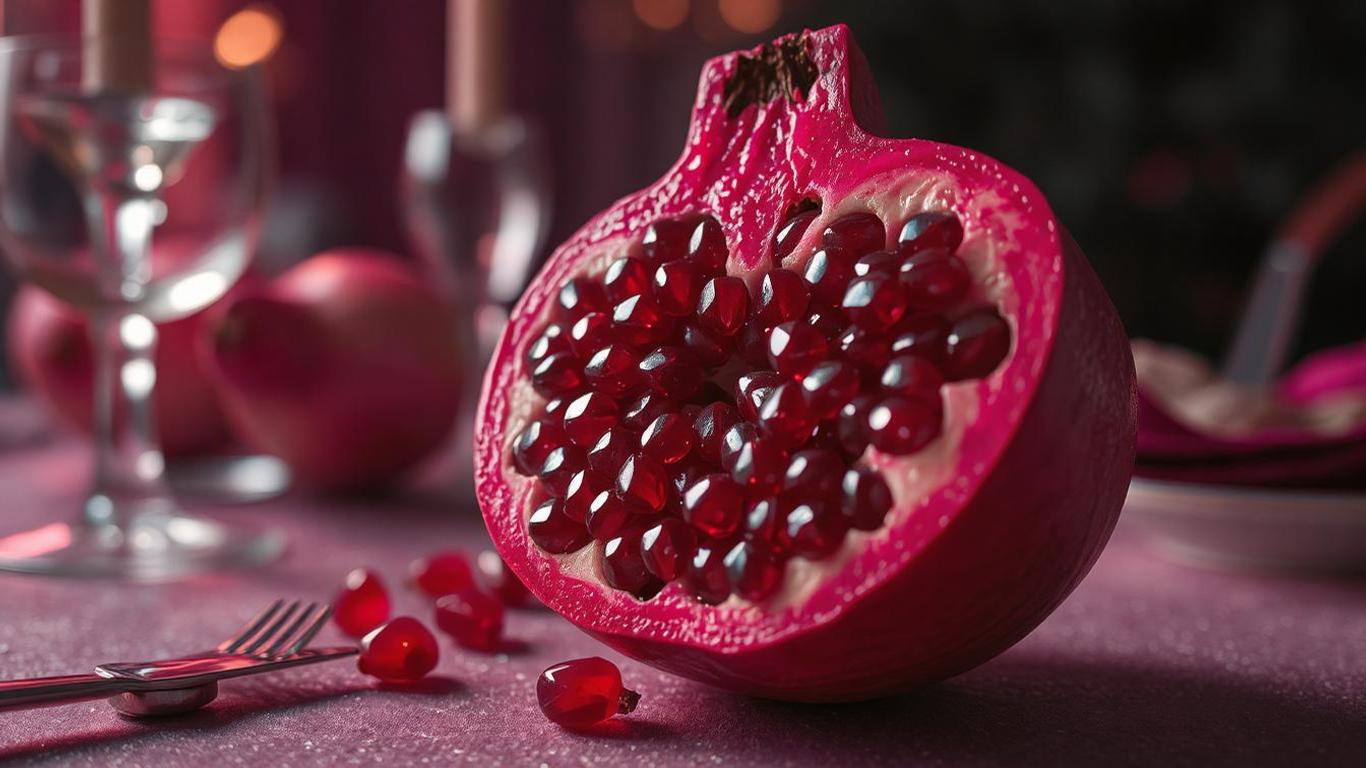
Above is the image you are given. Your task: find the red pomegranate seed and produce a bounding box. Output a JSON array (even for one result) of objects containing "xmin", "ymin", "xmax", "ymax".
[
  {"xmin": 692, "ymin": 402, "xmax": 740, "ymax": 465},
  {"xmin": 898, "ymin": 210, "xmax": 963, "ymax": 254},
  {"xmin": 724, "ymin": 429, "xmax": 787, "ymax": 491},
  {"xmin": 679, "ymin": 323, "xmax": 733, "ymax": 367},
  {"xmin": 806, "ymin": 309, "xmax": 846, "ymax": 340},
  {"xmin": 836, "ymin": 395, "xmax": 875, "ymax": 457},
  {"xmin": 358, "ymin": 616, "xmax": 439, "ymax": 683},
  {"xmin": 685, "ymin": 545, "xmax": 732, "ymax": 604},
  {"xmin": 476, "ymin": 550, "xmax": 532, "ymax": 607},
  {"xmin": 899, "ymin": 249, "xmax": 970, "ymax": 309},
  {"xmin": 853, "ymin": 249, "xmax": 900, "ymax": 277},
  {"xmin": 943, "ymin": 309, "xmax": 1011, "ymax": 380},
  {"xmin": 744, "ymin": 496, "xmax": 790, "ymax": 554},
  {"xmin": 682, "ymin": 473, "xmax": 744, "ymax": 538},
  {"xmin": 586, "ymin": 491, "xmax": 633, "ymax": 540},
  {"xmin": 753, "ymin": 269, "xmax": 810, "ymax": 327},
  {"xmin": 616, "ymin": 454, "xmax": 669, "ymax": 513},
  {"xmin": 529, "ymin": 498, "xmax": 591, "ymax": 553},
  {"xmin": 783, "ymin": 448, "xmax": 845, "ymax": 496},
  {"xmin": 890, "ymin": 313, "xmax": 950, "ymax": 361},
  {"xmin": 823, "ymin": 211, "xmax": 886, "ymax": 256},
  {"xmin": 584, "ymin": 345, "xmax": 641, "ymax": 396},
  {"xmin": 602, "ymin": 532, "xmax": 662, "ymax": 597},
  {"xmin": 667, "ymin": 465, "xmax": 702, "ymax": 516},
  {"xmin": 641, "ymin": 518, "xmax": 696, "ymax": 580},
  {"xmin": 558, "ymin": 277, "xmax": 608, "ymax": 316},
  {"xmin": 842, "ymin": 466, "xmax": 893, "ymax": 531},
  {"xmin": 785, "ymin": 501, "xmax": 848, "ymax": 558},
  {"xmin": 735, "ymin": 370, "xmax": 783, "ymax": 422},
  {"xmin": 640, "ymin": 413, "xmax": 695, "ymax": 464},
  {"xmin": 687, "ymin": 216, "xmax": 728, "ymax": 274},
  {"xmin": 435, "ymin": 587, "xmax": 504, "ymax": 651},
  {"xmin": 542, "ymin": 397, "xmax": 568, "ymax": 424},
  {"xmin": 719, "ymin": 421, "xmax": 758, "ymax": 468},
  {"xmin": 842, "ymin": 274, "xmax": 907, "ymax": 332},
  {"xmin": 603, "ymin": 257, "xmax": 651, "ymax": 302},
  {"xmin": 587, "ymin": 427, "xmax": 639, "ymax": 474},
  {"xmin": 880, "ymin": 355, "xmax": 944, "ymax": 401},
  {"xmin": 410, "ymin": 551, "xmax": 473, "ymax": 598},
  {"xmin": 638, "ymin": 347, "xmax": 702, "ymax": 399},
  {"xmin": 531, "ymin": 352, "xmax": 583, "ymax": 397},
  {"xmin": 512, "ymin": 419, "xmax": 567, "ymax": 476},
  {"xmin": 867, "ymin": 397, "xmax": 942, "ymax": 455},
  {"xmin": 802, "ymin": 247, "xmax": 854, "ymax": 307},
  {"xmin": 724, "ymin": 541, "xmax": 784, "ymax": 602},
  {"xmin": 766, "ymin": 321, "xmax": 829, "ymax": 376},
  {"xmin": 537, "ymin": 657, "xmax": 640, "ymax": 729},
  {"xmin": 333, "ymin": 568, "xmax": 390, "ymax": 638},
  {"xmin": 641, "ymin": 216, "xmax": 696, "ymax": 265},
  {"xmin": 563, "ymin": 469, "xmax": 610, "ymax": 522},
  {"xmin": 653, "ymin": 260, "xmax": 705, "ymax": 316},
  {"xmin": 772, "ymin": 206, "xmax": 819, "ymax": 263},
  {"xmin": 799, "ymin": 359, "xmax": 861, "ymax": 419},
  {"xmin": 696, "ymin": 276, "xmax": 749, "ymax": 336},
  {"xmin": 526, "ymin": 323, "xmax": 570, "ymax": 366},
  {"xmin": 837, "ymin": 324, "xmax": 892, "ymax": 371},
  {"xmin": 736, "ymin": 322, "xmax": 769, "ymax": 366},
  {"xmin": 568, "ymin": 312, "xmax": 613, "ymax": 357},
  {"xmin": 612, "ymin": 294, "xmax": 672, "ymax": 348},
  {"xmin": 562, "ymin": 392, "xmax": 620, "ymax": 447},
  {"xmin": 620, "ymin": 392, "xmax": 671, "ymax": 431},
  {"xmin": 539, "ymin": 444, "xmax": 585, "ymax": 496},
  {"xmin": 755, "ymin": 382, "xmax": 816, "ymax": 448}
]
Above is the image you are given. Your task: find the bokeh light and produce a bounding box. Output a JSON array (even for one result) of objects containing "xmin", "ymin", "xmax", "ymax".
[
  {"xmin": 718, "ymin": 0, "xmax": 780, "ymax": 35},
  {"xmin": 633, "ymin": 0, "xmax": 690, "ymax": 31},
  {"xmin": 214, "ymin": 5, "xmax": 284, "ymax": 70}
]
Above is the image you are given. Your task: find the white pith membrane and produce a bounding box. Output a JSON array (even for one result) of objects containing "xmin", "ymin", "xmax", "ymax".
[{"xmin": 501, "ymin": 169, "xmax": 1021, "ymax": 615}]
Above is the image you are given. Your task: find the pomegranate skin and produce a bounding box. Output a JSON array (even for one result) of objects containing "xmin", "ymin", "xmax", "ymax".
[
  {"xmin": 209, "ymin": 249, "xmax": 463, "ymax": 491},
  {"xmin": 7, "ymin": 283, "xmax": 237, "ymax": 457},
  {"xmin": 475, "ymin": 26, "xmax": 1135, "ymax": 701}
]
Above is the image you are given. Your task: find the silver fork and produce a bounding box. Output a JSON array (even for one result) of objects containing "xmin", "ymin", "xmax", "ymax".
[{"xmin": 0, "ymin": 600, "xmax": 356, "ymax": 717}]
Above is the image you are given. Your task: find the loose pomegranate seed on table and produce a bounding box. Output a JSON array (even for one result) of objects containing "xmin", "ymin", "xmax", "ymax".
[
  {"xmin": 434, "ymin": 587, "xmax": 505, "ymax": 651},
  {"xmin": 476, "ymin": 549, "xmax": 533, "ymax": 607},
  {"xmin": 333, "ymin": 568, "xmax": 390, "ymax": 638},
  {"xmin": 537, "ymin": 657, "xmax": 640, "ymax": 729},
  {"xmin": 357, "ymin": 616, "xmax": 439, "ymax": 683},
  {"xmin": 506, "ymin": 202, "xmax": 1014, "ymax": 605}
]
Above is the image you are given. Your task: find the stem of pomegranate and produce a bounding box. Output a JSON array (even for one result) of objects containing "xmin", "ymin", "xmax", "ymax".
[{"xmin": 83, "ymin": 193, "xmax": 173, "ymax": 531}]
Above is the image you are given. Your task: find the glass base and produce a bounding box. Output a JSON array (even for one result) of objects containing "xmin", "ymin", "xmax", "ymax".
[
  {"xmin": 166, "ymin": 454, "xmax": 292, "ymax": 504},
  {"xmin": 0, "ymin": 509, "xmax": 284, "ymax": 582}
]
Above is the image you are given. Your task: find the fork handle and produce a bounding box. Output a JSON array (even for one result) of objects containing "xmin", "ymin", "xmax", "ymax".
[{"xmin": 0, "ymin": 673, "xmax": 127, "ymax": 712}]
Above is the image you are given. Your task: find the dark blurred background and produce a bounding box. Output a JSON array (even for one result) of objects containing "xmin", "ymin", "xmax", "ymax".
[{"xmin": 2, "ymin": 0, "xmax": 1363, "ymax": 385}]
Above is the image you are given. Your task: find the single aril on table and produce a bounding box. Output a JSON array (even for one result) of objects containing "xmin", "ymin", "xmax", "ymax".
[
  {"xmin": 409, "ymin": 550, "xmax": 474, "ymax": 598},
  {"xmin": 332, "ymin": 567, "xmax": 391, "ymax": 638},
  {"xmin": 357, "ymin": 616, "xmax": 439, "ymax": 683},
  {"xmin": 434, "ymin": 587, "xmax": 504, "ymax": 651},
  {"xmin": 536, "ymin": 657, "xmax": 639, "ymax": 729},
  {"xmin": 476, "ymin": 26, "xmax": 1135, "ymax": 701}
]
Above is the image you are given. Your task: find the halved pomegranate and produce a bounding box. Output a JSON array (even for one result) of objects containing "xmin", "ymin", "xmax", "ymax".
[{"xmin": 476, "ymin": 26, "xmax": 1135, "ymax": 701}]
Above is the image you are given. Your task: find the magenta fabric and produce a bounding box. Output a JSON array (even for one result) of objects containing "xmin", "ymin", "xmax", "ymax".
[{"xmin": 1, "ymin": 438, "xmax": 1364, "ymax": 765}]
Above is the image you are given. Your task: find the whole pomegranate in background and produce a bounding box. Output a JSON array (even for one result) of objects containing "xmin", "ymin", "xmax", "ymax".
[
  {"xmin": 475, "ymin": 26, "xmax": 1135, "ymax": 701},
  {"xmin": 7, "ymin": 284, "xmax": 234, "ymax": 456},
  {"xmin": 210, "ymin": 249, "xmax": 463, "ymax": 491}
]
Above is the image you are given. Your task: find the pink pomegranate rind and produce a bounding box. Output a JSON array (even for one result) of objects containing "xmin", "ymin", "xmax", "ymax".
[{"xmin": 476, "ymin": 25, "xmax": 1135, "ymax": 701}]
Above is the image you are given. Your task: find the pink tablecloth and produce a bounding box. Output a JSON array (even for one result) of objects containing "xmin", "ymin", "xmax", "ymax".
[{"xmin": 1, "ymin": 433, "xmax": 1364, "ymax": 766}]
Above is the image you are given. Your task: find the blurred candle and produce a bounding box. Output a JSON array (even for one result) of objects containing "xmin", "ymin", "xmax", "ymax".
[
  {"xmin": 448, "ymin": 0, "xmax": 505, "ymax": 132},
  {"xmin": 82, "ymin": 0, "xmax": 153, "ymax": 91}
]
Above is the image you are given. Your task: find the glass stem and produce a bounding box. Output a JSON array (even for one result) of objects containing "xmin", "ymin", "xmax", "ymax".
[{"xmin": 84, "ymin": 191, "xmax": 171, "ymax": 529}]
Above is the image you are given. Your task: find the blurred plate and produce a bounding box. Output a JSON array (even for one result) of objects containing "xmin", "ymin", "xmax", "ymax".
[{"xmin": 1125, "ymin": 478, "xmax": 1366, "ymax": 575}]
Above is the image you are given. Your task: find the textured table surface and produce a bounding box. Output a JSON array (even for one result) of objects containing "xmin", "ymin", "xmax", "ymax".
[{"xmin": 1, "ymin": 433, "xmax": 1364, "ymax": 767}]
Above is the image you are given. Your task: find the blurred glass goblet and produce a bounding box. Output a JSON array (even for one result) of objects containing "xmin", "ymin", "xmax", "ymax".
[{"xmin": 0, "ymin": 38, "xmax": 282, "ymax": 580}]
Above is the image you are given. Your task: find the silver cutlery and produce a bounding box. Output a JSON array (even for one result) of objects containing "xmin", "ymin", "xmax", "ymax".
[{"xmin": 0, "ymin": 599, "xmax": 356, "ymax": 717}]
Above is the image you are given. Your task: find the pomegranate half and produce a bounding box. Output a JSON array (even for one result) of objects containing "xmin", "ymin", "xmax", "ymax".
[{"xmin": 476, "ymin": 26, "xmax": 1135, "ymax": 701}]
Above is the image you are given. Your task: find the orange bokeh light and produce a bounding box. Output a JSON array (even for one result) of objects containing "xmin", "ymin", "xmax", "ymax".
[
  {"xmin": 633, "ymin": 0, "xmax": 690, "ymax": 31},
  {"xmin": 214, "ymin": 5, "xmax": 284, "ymax": 70},
  {"xmin": 718, "ymin": 0, "xmax": 780, "ymax": 35}
]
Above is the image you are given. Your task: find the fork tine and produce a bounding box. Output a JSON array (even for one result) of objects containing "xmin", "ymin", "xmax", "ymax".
[
  {"xmin": 263, "ymin": 602, "xmax": 322, "ymax": 657},
  {"xmin": 217, "ymin": 599, "xmax": 285, "ymax": 653},
  {"xmin": 240, "ymin": 600, "xmax": 301, "ymax": 655},
  {"xmin": 285, "ymin": 605, "xmax": 331, "ymax": 656}
]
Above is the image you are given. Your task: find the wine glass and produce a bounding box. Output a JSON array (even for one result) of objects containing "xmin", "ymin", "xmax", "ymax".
[{"xmin": 0, "ymin": 37, "xmax": 282, "ymax": 580}]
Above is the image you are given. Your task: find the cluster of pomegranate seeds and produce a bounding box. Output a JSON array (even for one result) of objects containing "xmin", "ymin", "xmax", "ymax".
[
  {"xmin": 357, "ymin": 616, "xmax": 440, "ymax": 683},
  {"xmin": 513, "ymin": 208, "xmax": 1012, "ymax": 604},
  {"xmin": 537, "ymin": 656, "xmax": 640, "ymax": 729},
  {"xmin": 333, "ymin": 568, "xmax": 391, "ymax": 638}
]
